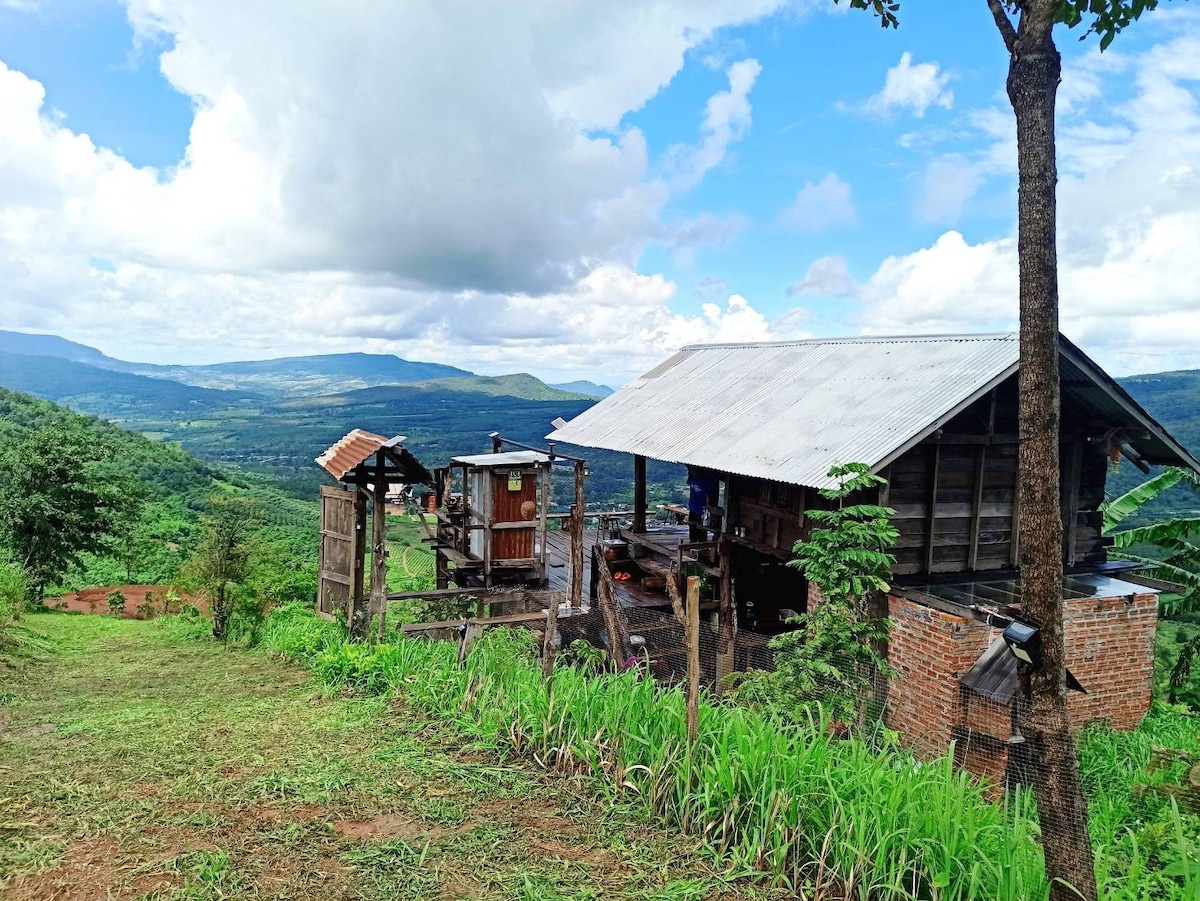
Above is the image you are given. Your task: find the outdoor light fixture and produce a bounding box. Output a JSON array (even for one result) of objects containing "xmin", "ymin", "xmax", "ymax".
[
  {"xmin": 982, "ymin": 611, "xmax": 1087, "ymax": 694},
  {"xmin": 1002, "ymin": 620, "xmax": 1041, "ymax": 666}
]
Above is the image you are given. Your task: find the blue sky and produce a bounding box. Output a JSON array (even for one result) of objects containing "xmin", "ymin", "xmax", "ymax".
[{"xmin": 1, "ymin": 1, "xmax": 1198, "ymax": 383}]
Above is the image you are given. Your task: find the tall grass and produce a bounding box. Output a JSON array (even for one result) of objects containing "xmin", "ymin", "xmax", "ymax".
[
  {"xmin": 245, "ymin": 604, "xmax": 1200, "ymax": 900},
  {"xmin": 0, "ymin": 560, "xmax": 52, "ymax": 662}
]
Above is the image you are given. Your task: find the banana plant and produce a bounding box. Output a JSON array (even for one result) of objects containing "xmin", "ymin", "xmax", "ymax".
[{"xmin": 1102, "ymin": 466, "xmax": 1200, "ymax": 616}]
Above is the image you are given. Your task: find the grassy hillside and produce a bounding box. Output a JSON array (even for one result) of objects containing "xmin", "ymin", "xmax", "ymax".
[
  {"xmin": 0, "ymin": 388, "xmax": 317, "ymax": 594},
  {"xmin": 415, "ymin": 373, "xmax": 593, "ymax": 401}
]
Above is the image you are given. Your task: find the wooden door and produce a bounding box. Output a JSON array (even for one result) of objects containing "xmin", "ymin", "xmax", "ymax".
[{"xmin": 318, "ymin": 486, "xmax": 357, "ymax": 616}]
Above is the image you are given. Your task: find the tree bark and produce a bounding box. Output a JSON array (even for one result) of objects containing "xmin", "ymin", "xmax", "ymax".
[{"xmin": 1001, "ymin": 3, "xmax": 1097, "ymax": 897}]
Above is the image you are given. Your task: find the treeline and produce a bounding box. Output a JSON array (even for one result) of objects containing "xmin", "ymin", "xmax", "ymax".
[{"xmin": 0, "ymin": 388, "xmax": 318, "ymax": 613}]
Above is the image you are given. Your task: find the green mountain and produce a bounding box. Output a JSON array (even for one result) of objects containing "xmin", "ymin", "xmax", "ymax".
[
  {"xmin": 1121, "ymin": 369, "xmax": 1200, "ymax": 454},
  {"xmin": 0, "ymin": 330, "xmax": 112, "ymax": 365},
  {"xmin": 415, "ymin": 373, "xmax": 593, "ymax": 401},
  {"xmin": 550, "ymin": 380, "xmax": 613, "ymax": 398},
  {"xmin": 0, "ymin": 351, "xmax": 261, "ymax": 419},
  {"xmin": 121, "ymin": 352, "xmax": 473, "ymax": 396}
]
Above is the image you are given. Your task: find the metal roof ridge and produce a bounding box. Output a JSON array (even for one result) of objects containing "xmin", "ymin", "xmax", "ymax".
[{"xmin": 680, "ymin": 331, "xmax": 1017, "ymax": 351}]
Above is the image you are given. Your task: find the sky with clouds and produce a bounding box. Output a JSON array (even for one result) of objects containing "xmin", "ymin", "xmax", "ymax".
[{"xmin": 1, "ymin": 0, "xmax": 1199, "ymax": 384}]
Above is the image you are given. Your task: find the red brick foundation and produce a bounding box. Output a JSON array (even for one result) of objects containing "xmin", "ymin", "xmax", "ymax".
[{"xmin": 885, "ymin": 589, "xmax": 1158, "ymax": 783}]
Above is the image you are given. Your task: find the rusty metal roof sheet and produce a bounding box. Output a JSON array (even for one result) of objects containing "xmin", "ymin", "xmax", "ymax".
[
  {"xmin": 546, "ymin": 332, "xmax": 1199, "ymax": 489},
  {"xmin": 316, "ymin": 429, "xmax": 432, "ymax": 485}
]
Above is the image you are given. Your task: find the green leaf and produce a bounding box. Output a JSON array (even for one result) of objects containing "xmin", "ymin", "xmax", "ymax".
[{"xmin": 1101, "ymin": 467, "xmax": 1187, "ymax": 532}]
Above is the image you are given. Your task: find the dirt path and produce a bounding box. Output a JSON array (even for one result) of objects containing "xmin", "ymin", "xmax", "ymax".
[{"xmin": 0, "ymin": 615, "xmax": 773, "ymax": 901}]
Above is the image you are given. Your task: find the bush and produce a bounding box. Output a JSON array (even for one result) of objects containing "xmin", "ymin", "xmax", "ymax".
[{"xmin": 106, "ymin": 590, "xmax": 126, "ymax": 617}]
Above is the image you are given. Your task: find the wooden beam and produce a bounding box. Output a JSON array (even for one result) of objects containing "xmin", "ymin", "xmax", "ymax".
[
  {"xmin": 1063, "ymin": 442, "xmax": 1083, "ymax": 567},
  {"xmin": 968, "ymin": 446, "xmax": 987, "ymax": 571},
  {"xmin": 633, "ymin": 455, "xmax": 647, "ymax": 533},
  {"xmin": 370, "ymin": 450, "xmax": 388, "ymax": 640},
  {"xmin": 925, "ymin": 445, "xmax": 941, "ymax": 574},
  {"xmin": 716, "ymin": 539, "xmax": 735, "ymax": 689},
  {"xmin": 385, "ymin": 586, "xmax": 492, "ymax": 601},
  {"xmin": 538, "ymin": 462, "xmax": 550, "ymax": 582},
  {"xmin": 352, "ymin": 490, "xmax": 367, "ymax": 608},
  {"xmin": 569, "ymin": 461, "xmax": 585, "ymax": 611}
]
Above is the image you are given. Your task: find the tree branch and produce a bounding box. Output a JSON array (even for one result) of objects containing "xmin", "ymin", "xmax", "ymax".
[{"xmin": 987, "ymin": 0, "xmax": 1018, "ymax": 51}]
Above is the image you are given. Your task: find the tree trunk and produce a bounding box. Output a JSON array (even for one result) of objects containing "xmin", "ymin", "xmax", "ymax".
[{"xmin": 1006, "ymin": 13, "xmax": 1097, "ymax": 899}]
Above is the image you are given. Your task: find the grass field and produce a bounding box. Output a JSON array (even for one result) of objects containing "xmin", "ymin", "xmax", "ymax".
[{"xmin": 0, "ymin": 614, "xmax": 780, "ymax": 900}]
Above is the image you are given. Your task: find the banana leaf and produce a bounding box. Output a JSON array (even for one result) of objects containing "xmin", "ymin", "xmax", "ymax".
[
  {"xmin": 1101, "ymin": 467, "xmax": 1186, "ymax": 533},
  {"xmin": 1109, "ymin": 517, "xmax": 1200, "ymax": 549}
]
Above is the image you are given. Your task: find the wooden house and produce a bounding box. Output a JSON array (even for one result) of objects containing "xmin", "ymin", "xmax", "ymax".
[{"xmin": 547, "ymin": 333, "xmax": 1200, "ymax": 780}]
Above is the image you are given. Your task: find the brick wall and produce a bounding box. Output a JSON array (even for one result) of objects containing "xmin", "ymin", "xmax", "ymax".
[
  {"xmin": 885, "ymin": 597, "xmax": 994, "ymax": 758},
  {"xmin": 885, "ymin": 588, "xmax": 1158, "ymax": 769},
  {"xmin": 1063, "ymin": 591, "xmax": 1157, "ymax": 730}
]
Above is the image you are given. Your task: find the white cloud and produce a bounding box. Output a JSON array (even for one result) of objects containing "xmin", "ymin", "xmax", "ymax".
[
  {"xmin": 780, "ymin": 173, "xmax": 858, "ymax": 232},
  {"xmin": 0, "ymin": 0, "xmax": 792, "ymax": 382},
  {"xmin": 664, "ymin": 58, "xmax": 763, "ymax": 189},
  {"xmin": 786, "ymin": 255, "xmax": 856, "ymax": 296},
  {"xmin": 857, "ymin": 25, "xmax": 1200, "ymax": 372},
  {"xmin": 864, "ymin": 52, "xmax": 954, "ymax": 119}
]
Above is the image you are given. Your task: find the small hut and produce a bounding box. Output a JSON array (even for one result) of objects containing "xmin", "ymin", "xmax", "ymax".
[{"xmin": 315, "ymin": 430, "xmax": 433, "ymax": 634}]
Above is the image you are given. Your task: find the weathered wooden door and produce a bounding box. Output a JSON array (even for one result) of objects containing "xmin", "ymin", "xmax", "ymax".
[{"xmin": 318, "ymin": 486, "xmax": 357, "ymax": 616}]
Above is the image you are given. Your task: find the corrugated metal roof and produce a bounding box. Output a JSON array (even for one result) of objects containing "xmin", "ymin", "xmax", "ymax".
[
  {"xmin": 452, "ymin": 451, "xmax": 552, "ymax": 467},
  {"xmin": 316, "ymin": 429, "xmax": 393, "ymax": 481},
  {"xmin": 546, "ymin": 334, "xmax": 1020, "ymax": 489},
  {"xmin": 546, "ymin": 332, "xmax": 1200, "ymax": 488}
]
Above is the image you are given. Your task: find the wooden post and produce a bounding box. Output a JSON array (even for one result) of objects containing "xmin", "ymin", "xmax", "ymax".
[
  {"xmin": 968, "ymin": 447, "xmax": 987, "ymax": 571},
  {"xmin": 596, "ymin": 556, "xmax": 632, "ymax": 666},
  {"xmin": 569, "ymin": 461, "xmax": 585, "ymax": 611},
  {"xmin": 925, "ymin": 444, "xmax": 941, "ymax": 574},
  {"xmin": 1062, "ymin": 441, "xmax": 1083, "ymax": 566},
  {"xmin": 685, "ymin": 575, "xmax": 701, "ymax": 743},
  {"xmin": 537, "ymin": 462, "xmax": 549, "ymax": 584},
  {"xmin": 715, "ymin": 540, "xmax": 735, "ymax": 688},
  {"xmin": 633, "ymin": 454, "xmax": 647, "ymax": 533},
  {"xmin": 352, "ymin": 489, "xmax": 367, "ymax": 614},
  {"xmin": 368, "ymin": 451, "xmax": 387, "ymax": 641}
]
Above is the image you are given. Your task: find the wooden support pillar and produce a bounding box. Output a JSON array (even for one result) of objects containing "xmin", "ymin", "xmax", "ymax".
[
  {"xmin": 633, "ymin": 454, "xmax": 647, "ymax": 533},
  {"xmin": 569, "ymin": 461, "xmax": 585, "ymax": 611},
  {"xmin": 968, "ymin": 447, "xmax": 987, "ymax": 571},
  {"xmin": 537, "ymin": 462, "xmax": 550, "ymax": 584},
  {"xmin": 924, "ymin": 445, "xmax": 941, "ymax": 574},
  {"xmin": 352, "ymin": 489, "xmax": 367, "ymax": 613},
  {"xmin": 715, "ymin": 540, "xmax": 736, "ymax": 689},
  {"xmin": 596, "ymin": 556, "xmax": 632, "ymax": 666},
  {"xmin": 368, "ymin": 451, "xmax": 387, "ymax": 641},
  {"xmin": 685, "ymin": 575, "xmax": 701, "ymax": 743},
  {"xmin": 1063, "ymin": 441, "xmax": 1083, "ymax": 566}
]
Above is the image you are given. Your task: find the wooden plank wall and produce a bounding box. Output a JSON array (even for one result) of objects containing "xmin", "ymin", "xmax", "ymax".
[{"xmin": 318, "ymin": 486, "xmax": 357, "ymax": 614}]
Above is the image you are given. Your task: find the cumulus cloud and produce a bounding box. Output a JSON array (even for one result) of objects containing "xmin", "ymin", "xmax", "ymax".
[
  {"xmin": 665, "ymin": 58, "xmax": 764, "ymax": 189},
  {"xmin": 786, "ymin": 255, "xmax": 856, "ymax": 296},
  {"xmin": 779, "ymin": 173, "xmax": 858, "ymax": 232},
  {"xmin": 0, "ymin": 0, "xmax": 791, "ymax": 380},
  {"xmin": 863, "ymin": 52, "xmax": 954, "ymax": 119},
  {"xmin": 857, "ymin": 22, "xmax": 1200, "ymax": 373}
]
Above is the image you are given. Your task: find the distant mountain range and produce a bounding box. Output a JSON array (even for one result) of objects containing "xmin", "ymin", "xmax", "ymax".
[{"xmin": 0, "ymin": 329, "xmax": 612, "ymax": 401}]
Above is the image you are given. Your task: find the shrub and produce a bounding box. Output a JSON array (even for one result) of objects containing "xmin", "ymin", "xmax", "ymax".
[{"xmin": 106, "ymin": 590, "xmax": 126, "ymax": 617}]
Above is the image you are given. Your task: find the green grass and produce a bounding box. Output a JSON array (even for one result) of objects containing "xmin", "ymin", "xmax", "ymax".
[
  {"xmin": 0, "ymin": 614, "xmax": 778, "ymax": 900},
  {"xmin": 250, "ymin": 604, "xmax": 1200, "ymax": 901}
]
